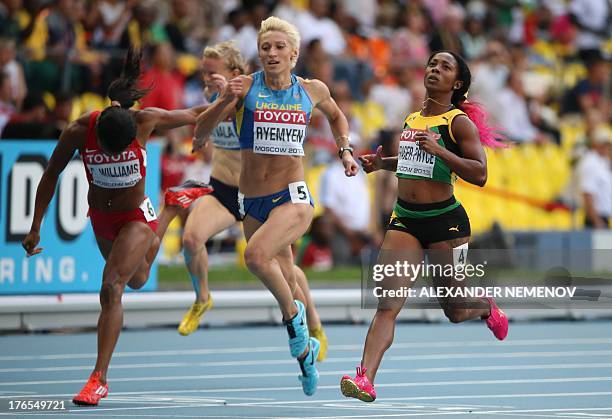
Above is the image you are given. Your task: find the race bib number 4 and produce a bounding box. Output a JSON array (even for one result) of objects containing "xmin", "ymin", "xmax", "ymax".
[
  {"xmin": 288, "ymin": 181, "xmax": 310, "ymax": 204},
  {"xmin": 253, "ymin": 109, "xmax": 307, "ymax": 156},
  {"xmin": 396, "ymin": 129, "xmax": 436, "ymax": 178},
  {"xmin": 453, "ymin": 242, "xmax": 468, "ymax": 268},
  {"xmin": 139, "ymin": 197, "xmax": 157, "ymax": 222}
]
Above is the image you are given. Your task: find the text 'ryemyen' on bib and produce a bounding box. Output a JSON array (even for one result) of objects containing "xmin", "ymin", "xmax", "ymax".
[
  {"xmin": 253, "ymin": 109, "xmax": 307, "ymax": 156},
  {"xmin": 396, "ymin": 129, "xmax": 436, "ymax": 178},
  {"xmin": 84, "ymin": 149, "xmax": 143, "ymax": 188}
]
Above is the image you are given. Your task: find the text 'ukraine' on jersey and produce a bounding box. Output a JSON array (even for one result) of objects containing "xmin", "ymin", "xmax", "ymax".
[
  {"xmin": 236, "ymin": 71, "xmax": 313, "ymax": 156},
  {"xmin": 81, "ymin": 111, "xmax": 147, "ymax": 189}
]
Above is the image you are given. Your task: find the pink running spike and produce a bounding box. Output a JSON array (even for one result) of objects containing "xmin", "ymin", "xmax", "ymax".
[
  {"xmin": 340, "ymin": 366, "xmax": 377, "ymax": 402},
  {"xmin": 485, "ymin": 297, "xmax": 509, "ymax": 340}
]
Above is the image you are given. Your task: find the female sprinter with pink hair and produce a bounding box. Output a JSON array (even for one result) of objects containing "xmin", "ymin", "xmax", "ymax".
[{"xmin": 340, "ymin": 51, "xmax": 508, "ymax": 402}]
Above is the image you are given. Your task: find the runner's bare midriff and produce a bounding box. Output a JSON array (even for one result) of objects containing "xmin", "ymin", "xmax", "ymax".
[
  {"xmin": 398, "ymin": 178, "xmax": 454, "ymax": 204},
  {"xmin": 88, "ymin": 180, "xmax": 146, "ymax": 212},
  {"xmin": 239, "ymin": 151, "xmax": 304, "ymax": 197},
  {"xmin": 211, "ymin": 148, "xmax": 241, "ymax": 187}
]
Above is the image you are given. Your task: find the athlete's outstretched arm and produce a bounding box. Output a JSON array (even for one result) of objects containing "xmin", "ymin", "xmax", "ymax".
[
  {"xmin": 193, "ymin": 96, "xmax": 236, "ymax": 150},
  {"xmin": 22, "ymin": 117, "xmax": 87, "ymax": 256},
  {"xmin": 305, "ymin": 79, "xmax": 359, "ymax": 176},
  {"xmin": 359, "ymin": 145, "xmax": 398, "ymax": 173},
  {"xmin": 193, "ymin": 75, "xmax": 250, "ymax": 151},
  {"xmin": 137, "ymin": 104, "xmax": 210, "ymax": 134},
  {"xmin": 414, "ymin": 116, "xmax": 487, "ymax": 186}
]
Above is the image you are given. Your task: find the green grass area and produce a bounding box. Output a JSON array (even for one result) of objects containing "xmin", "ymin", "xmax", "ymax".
[
  {"xmin": 158, "ymin": 264, "xmax": 362, "ymax": 288},
  {"xmin": 158, "ymin": 264, "xmax": 611, "ymax": 290}
]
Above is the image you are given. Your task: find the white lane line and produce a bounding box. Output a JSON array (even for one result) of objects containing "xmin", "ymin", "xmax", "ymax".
[
  {"xmin": 6, "ymin": 402, "xmax": 506, "ymax": 417},
  {"xmin": 2, "ymin": 389, "xmax": 612, "ymax": 403},
  {"xmin": 270, "ymin": 411, "xmax": 612, "ymax": 419},
  {"xmin": 4, "ymin": 361, "xmax": 612, "ymax": 374},
  {"xmin": 480, "ymin": 408, "xmax": 612, "ymax": 414},
  {"xmin": 493, "ymin": 415, "xmax": 597, "ymax": 419},
  {"xmin": 0, "ymin": 391, "xmax": 35, "ymax": 394},
  {"xmin": 5, "ymin": 415, "xmax": 292, "ymax": 418},
  {"xmin": 3, "ymin": 360, "xmax": 612, "ymax": 386},
  {"xmin": 0, "ymin": 416, "xmax": 567, "ymax": 419},
  {"xmin": 0, "ymin": 363, "xmax": 187, "ymax": 373},
  {"xmin": 52, "ymin": 403, "xmax": 227, "ymax": 414},
  {"xmin": 11, "ymin": 416, "xmax": 292, "ymax": 418},
  {"xmin": 412, "ymin": 362, "xmax": 612, "ymax": 373},
  {"xmin": 471, "ymin": 408, "xmax": 612, "ymax": 419},
  {"xmin": 3, "ymin": 375, "xmax": 612, "ymax": 388},
  {"xmin": 0, "ymin": 413, "xmax": 601, "ymax": 419},
  {"xmin": 1, "ymin": 415, "xmax": 483, "ymax": 419},
  {"xmin": 229, "ymin": 391, "xmax": 612, "ymax": 407},
  {"xmin": 4, "ymin": 350, "xmax": 612, "ymax": 373},
  {"xmin": 2, "ymin": 337, "xmax": 612, "ymax": 362},
  {"xmin": 250, "ymin": 413, "xmax": 542, "ymax": 419},
  {"xmin": 385, "ymin": 350, "xmax": 612, "ymax": 362}
]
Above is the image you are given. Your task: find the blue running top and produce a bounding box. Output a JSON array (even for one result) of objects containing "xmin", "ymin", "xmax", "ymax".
[{"xmin": 236, "ymin": 71, "xmax": 313, "ymax": 156}]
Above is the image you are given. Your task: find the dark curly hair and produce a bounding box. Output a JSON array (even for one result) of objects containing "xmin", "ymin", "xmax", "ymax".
[{"xmin": 96, "ymin": 48, "xmax": 151, "ymax": 154}]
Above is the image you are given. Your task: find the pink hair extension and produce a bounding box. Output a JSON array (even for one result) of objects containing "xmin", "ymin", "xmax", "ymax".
[{"xmin": 460, "ymin": 101, "xmax": 507, "ymax": 148}]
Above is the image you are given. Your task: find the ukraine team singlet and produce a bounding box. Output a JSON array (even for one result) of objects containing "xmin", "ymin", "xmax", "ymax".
[
  {"xmin": 397, "ymin": 108, "xmax": 466, "ymax": 184},
  {"xmin": 236, "ymin": 71, "xmax": 313, "ymax": 156},
  {"xmin": 209, "ymin": 93, "xmax": 240, "ymax": 150}
]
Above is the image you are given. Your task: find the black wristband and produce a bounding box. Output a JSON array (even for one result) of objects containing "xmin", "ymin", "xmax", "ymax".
[{"xmin": 338, "ymin": 146, "xmax": 354, "ymax": 159}]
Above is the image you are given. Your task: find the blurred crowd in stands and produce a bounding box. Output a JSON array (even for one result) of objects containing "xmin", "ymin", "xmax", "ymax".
[{"xmin": 0, "ymin": 0, "xmax": 609, "ymax": 268}]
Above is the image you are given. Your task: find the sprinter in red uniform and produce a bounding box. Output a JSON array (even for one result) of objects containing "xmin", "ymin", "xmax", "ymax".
[{"xmin": 22, "ymin": 48, "xmax": 210, "ymax": 406}]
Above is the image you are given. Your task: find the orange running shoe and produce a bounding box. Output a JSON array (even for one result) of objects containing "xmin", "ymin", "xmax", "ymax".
[
  {"xmin": 164, "ymin": 180, "xmax": 213, "ymax": 208},
  {"xmin": 72, "ymin": 371, "xmax": 108, "ymax": 406}
]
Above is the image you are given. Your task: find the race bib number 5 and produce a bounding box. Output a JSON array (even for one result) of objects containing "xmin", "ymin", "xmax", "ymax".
[
  {"xmin": 396, "ymin": 129, "xmax": 436, "ymax": 178},
  {"xmin": 139, "ymin": 197, "xmax": 157, "ymax": 222},
  {"xmin": 288, "ymin": 181, "xmax": 310, "ymax": 204},
  {"xmin": 253, "ymin": 109, "xmax": 307, "ymax": 156}
]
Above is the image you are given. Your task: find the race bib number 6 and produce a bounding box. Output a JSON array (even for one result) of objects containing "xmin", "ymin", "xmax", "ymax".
[
  {"xmin": 139, "ymin": 197, "xmax": 157, "ymax": 222},
  {"xmin": 288, "ymin": 181, "xmax": 310, "ymax": 204}
]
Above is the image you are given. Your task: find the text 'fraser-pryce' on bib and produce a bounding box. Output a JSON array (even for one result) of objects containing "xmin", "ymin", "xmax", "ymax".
[
  {"xmin": 253, "ymin": 109, "xmax": 307, "ymax": 156},
  {"xmin": 396, "ymin": 129, "xmax": 435, "ymax": 178}
]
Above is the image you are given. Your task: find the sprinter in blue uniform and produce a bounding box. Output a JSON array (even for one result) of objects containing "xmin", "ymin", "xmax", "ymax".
[
  {"xmin": 195, "ymin": 16, "xmax": 359, "ymax": 396},
  {"xmin": 182, "ymin": 42, "xmax": 330, "ymax": 361}
]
